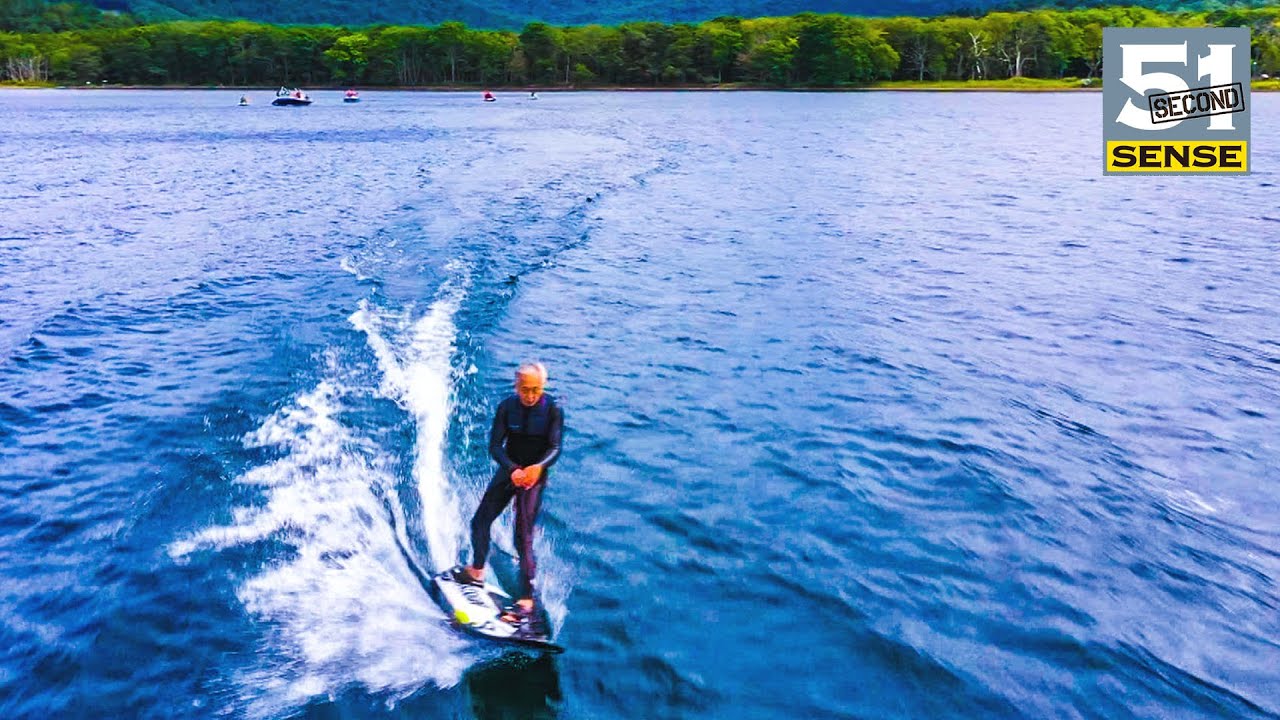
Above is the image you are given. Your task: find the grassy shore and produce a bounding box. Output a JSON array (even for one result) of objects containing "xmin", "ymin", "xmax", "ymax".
[{"xmin": 867, "ymin": 77, "xmax": 1098, "ymax": 91}]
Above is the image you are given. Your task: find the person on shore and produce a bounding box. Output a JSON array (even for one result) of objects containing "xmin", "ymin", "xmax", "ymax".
[{"xmin": 454, "ymin": 362, "xmax": 563, "ymax": 625}]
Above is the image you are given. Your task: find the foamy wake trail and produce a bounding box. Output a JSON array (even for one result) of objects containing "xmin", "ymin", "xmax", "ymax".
[
  {"xmin": 170, "ymin": 378, "xmax": 478, "ymax": 715},
  {"xmin": 349, "ymin": 273, "xmax": 469, "ymax": 572}
]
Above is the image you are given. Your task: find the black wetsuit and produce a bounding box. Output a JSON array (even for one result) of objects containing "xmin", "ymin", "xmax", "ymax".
[{"xmin": 470, "ymin": 394, "xmax": 563, "ymax": 598}]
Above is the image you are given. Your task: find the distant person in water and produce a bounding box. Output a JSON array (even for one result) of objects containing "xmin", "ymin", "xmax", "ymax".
[{"xmin": 455, "ymin": 362, "xmax": 563, "ymax": 625}]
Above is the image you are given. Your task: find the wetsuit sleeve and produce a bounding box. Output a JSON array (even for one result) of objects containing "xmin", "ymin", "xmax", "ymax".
[
  {"xmin": 533, "ymin": 404, "xmax": 563, "ymax": 469},
  {"xmin": 489, "ymin": 400, "xmax": 517, "ymax": 471}
]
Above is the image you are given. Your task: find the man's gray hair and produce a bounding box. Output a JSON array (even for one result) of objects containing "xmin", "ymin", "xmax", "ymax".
[{"xmin": 516, "ymin": 362, "xmax": 548, "ymax": 382}]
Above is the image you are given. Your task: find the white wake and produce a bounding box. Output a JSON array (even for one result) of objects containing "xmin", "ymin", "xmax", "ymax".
[
  {"xmin": 170, "ymin": 373, "xmax": 479, "ymax": 716},
  {"xmin": 348, "ymin": 269, "xmax": 470, "ymax": 572}
]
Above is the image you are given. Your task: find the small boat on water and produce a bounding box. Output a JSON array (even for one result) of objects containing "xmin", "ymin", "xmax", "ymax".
[
  {"xmin": 483, "ymin": 90, "xmax": 496, "ymax": 102},
  {"xmin": 272, "ymin": 87, "xmax": 312, "ymax": 106},
  {"xmin": 238, "ymin": 95, "xmax": 250, "ymax": 106},
  {"xmin": 344, "ymin": 89, "xmax": 361, "ymax": 103}
]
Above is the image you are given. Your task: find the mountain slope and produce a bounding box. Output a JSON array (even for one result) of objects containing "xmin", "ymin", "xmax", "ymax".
[
  {"xmin": 495, "ymin": 0, "xmax": 1000, "ymax": 25},
  {"xmin": 121, "ymin": 0, "xmax": 520, "ymax": 28},
  {"xmin": 98, "ymin": 0, "xmax": 1268, "ymax": 28}
]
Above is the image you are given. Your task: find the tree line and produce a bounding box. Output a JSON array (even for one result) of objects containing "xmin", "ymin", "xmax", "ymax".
[{"xmin": 2, "ymin": 0, "xmax": 1278, "ymax": 86}]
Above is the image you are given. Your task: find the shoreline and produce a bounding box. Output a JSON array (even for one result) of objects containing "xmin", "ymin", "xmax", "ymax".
[
  {"xmin": 7, "ymin": 82, "xmax": 1279, "ymax": 92},
  {"xmin": 4, "ymin": 83, "xmax": 1105, "ymax": 92}
]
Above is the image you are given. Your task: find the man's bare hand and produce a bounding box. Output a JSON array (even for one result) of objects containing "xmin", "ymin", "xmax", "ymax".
[
  {"xmin": 511, "ymin": 465, "xmax": 542, "ymax": 489},
  {"xmin": 523, "ymin": 464, "xmax": 543, "ymax": 486},
  {"xmin": 511, "ymin": 467, "xmax": 528, "ymax": 488}
]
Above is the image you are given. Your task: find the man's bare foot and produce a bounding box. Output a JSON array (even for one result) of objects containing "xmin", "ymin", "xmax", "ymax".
[
  {"xmin": 500, "ymin": 597, "xmax": 535, "ymax": 624},
  {"xmin": 452, "ymin": 565, "xmax": 484, "ymax": 585}
]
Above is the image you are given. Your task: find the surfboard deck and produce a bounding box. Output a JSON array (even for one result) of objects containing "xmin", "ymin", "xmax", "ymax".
[{"xmin": 431, "ymin": 566, "xmax": 564, "ymax": 654}]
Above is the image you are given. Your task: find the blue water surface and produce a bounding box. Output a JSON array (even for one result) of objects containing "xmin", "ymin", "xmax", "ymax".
[{"xmin": 0, "ymin": 88, "xmax": 1278, "ymax": 719}]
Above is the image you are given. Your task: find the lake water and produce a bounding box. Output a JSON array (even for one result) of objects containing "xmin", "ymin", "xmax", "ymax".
[{"xmin": 1, "ymin": 88, "xmax": 1278, "ymax": 719}]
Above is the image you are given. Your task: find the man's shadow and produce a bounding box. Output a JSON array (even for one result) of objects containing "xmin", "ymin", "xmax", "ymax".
[{"xmin": 466, "ymin": 651, "xmax": 562, "ymax": 720}]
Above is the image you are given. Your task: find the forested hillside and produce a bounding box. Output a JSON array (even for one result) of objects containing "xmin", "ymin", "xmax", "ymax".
[
  {"xmin": 3, "ymin": 0, "xmax": 1278, "ymax": 87},
  {"xmin": 82, "ymin": 0, "xmax": 1280, "ymax": 29}
]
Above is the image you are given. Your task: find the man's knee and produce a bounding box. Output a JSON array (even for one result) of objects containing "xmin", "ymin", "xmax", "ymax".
[
  {"xmin": 515, "ymin": 524, "xmax": 536, "ymax": 554},
  {"xmin": 471, "ymin": 508, "xmax": 490, "ymax": 531}
]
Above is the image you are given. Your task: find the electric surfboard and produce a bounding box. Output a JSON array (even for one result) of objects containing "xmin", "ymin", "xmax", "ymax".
[{"xmin": 431, "ymin": 566, "xmax": 564, "ymax": 654}]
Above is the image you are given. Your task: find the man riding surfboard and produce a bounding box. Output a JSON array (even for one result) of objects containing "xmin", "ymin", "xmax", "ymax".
[{"xmin": 454, "ymin": 362, "xmax": 563, "ymax": 628}]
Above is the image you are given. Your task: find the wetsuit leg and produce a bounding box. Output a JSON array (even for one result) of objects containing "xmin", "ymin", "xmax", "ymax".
[
  {"xmin": 513, "ymin": 479, "xmax": 545, "ymax": 599},
  {"xmin": 470, "ymin": 469, "xmax": 515, "ymax": 570}
]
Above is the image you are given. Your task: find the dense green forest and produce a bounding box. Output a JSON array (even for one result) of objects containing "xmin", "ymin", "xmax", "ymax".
[{"xmin": 2, "ymin": 0, "xmax": 1278, "ymax": 87}]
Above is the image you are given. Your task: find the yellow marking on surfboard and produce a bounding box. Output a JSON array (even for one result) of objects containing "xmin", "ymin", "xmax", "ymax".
[{"xmin": 454, "ymin": 609, "xmax": 471, "ymax": 625}]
